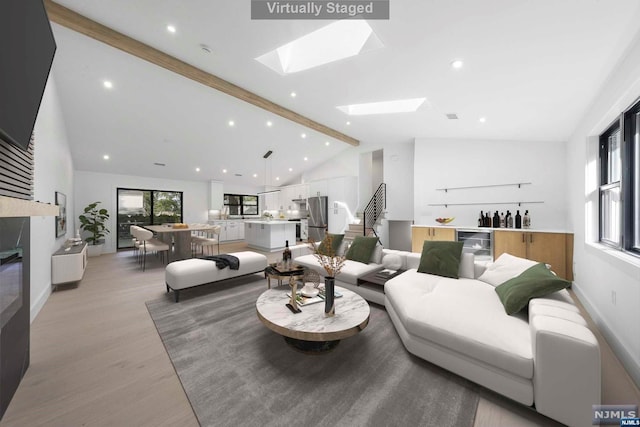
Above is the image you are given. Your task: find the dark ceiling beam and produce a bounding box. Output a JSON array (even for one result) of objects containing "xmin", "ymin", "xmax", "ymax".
[{"xmin": 44, "ymin": 0, "xmax": 360, "ymax": 147}]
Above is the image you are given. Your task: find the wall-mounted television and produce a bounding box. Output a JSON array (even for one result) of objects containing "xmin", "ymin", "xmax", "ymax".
[{"xmin": 0, "ymin": 0, "xmax": 56, "ymax": 152}]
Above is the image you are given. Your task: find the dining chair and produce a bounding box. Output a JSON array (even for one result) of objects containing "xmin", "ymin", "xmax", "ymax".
[
  {"xmin": 192, "ymin": 225, "xmax": 221, "ymax": 256},
  {"xmin": 136, "ymin": 227, "xmax": 170, "ymax": 271}
]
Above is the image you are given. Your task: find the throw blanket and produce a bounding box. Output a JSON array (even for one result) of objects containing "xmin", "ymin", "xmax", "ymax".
[{"xmin": 201, "ymin": 254, "xmax": 240, "ymax": 270}]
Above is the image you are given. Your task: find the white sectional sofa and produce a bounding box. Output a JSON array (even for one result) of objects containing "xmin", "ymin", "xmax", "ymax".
[{"xmin": 294, "ymin": 245, "xmax": 601, "ymax": 426}]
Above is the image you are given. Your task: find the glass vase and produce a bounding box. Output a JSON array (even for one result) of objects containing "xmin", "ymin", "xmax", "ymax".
[{"xmin": 324, "ymin": 276, "xmax": 335, "ymax": 317}]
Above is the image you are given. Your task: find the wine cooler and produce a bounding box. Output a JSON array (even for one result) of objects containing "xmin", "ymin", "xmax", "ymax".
[{"xmin": 456, "ymin": 229, "xmax": 493, "ymax": 261}]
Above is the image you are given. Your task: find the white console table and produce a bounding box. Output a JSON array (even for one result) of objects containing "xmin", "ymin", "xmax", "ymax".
[{"xmin": 52, "ymin": 242, "xmax": 87, "ymax": 288}]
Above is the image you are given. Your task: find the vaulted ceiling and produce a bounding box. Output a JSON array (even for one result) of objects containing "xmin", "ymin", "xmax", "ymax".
[{"xmin": 47, "ymin": 0, "xmax": 640, "ymax": 187}]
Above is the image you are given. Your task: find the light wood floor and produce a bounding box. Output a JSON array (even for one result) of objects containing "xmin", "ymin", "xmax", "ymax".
[{"xmin": 1, "ymin": 242, "xmax": 639, "ymax": 426}]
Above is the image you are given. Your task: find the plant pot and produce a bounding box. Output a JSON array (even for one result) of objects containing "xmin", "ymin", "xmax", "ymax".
[{"xmin": 86, "ymin": 243, "xmax": 104, "ymax": 257}]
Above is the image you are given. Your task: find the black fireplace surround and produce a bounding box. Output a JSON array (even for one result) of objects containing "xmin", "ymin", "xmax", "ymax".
[{"xmin": 0, "ymin": 217, "xmax": 30, "ymax": 419}]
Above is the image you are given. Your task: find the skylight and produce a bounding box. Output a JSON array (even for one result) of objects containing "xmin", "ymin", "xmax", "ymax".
[
  {"xmin": 336, "ymin": 98, "xmax": 427, "ymax": 115},
  {"xmin": 256, "ymin": 20, "xmax": 383, "ymax": 74}
]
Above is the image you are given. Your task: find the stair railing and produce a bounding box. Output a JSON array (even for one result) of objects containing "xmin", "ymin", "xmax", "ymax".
[{"xmin": 362, "ymin": 183, "xmax": 386, "ymax": 237}]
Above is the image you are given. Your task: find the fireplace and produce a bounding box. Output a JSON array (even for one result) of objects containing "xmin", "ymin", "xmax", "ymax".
[{"xmin": 0, "ymin": 217, "xmax": 30, "ymax": 419}]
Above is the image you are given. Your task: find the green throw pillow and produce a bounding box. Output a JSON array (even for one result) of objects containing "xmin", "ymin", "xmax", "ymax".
[
  {"xmin": 317, "ymin": 234, "xmax": 344, "ymax": 256},
  {"xmin": 417, "ymin": 241, "xmax": 464, "ymax": 279},
  {"xmin": 495, "ymin": 263, "xmax": 571, "ymax": 315},
  {"xmin": 345, "ymin": 236, "xmax": 378, "ymax": 264}
]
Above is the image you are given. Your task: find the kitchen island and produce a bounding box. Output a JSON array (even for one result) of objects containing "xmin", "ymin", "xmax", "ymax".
[{"xmin": 245, "ymin": 220, "xmax": 297, "ymax": 251}]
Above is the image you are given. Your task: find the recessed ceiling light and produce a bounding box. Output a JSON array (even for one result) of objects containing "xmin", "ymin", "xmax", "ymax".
[
  {"xmin": 479, "ymin": 117, "xmax": 487, "ymax": 123},
  {"xmin": 301, "ymin": 133, "xmax": 306, "ymax": 139},
  {"xmin": 103, "ymin": 155, "xmax": 109, "ymax": 160},
  {"xmin": 256, "ymin": 20, "xmax": 383, "ymax": 74},
  {"xmin": 103, "ymin": 80, "xmax": 113, "ymax": 89},
  {"xmin": 200, "ymin": 44, "xmax": 212, "ymax": 53},
  {"xmin": 346, "ymin": 121, "xmax": 351, "ymax": 125},
  {"xmin": 325, "ymin": 141, "xmax": 330, "ymax": 146},
  {"xmin": 195, "ymin": 167, "xmax": 200, "ymax": 172},
  {"xmin": 337, "ymin": 98, "xmax": 426, "ymax": 116},
  {"xmin": 222, "ymin": 169, "xmax": 227, "ymax": 173},
  {"xmin": 451, "ymin": 59, "xmax": 464, "ymax": 69},
  {"xmin": 290, "ymin": 92, "xmax": 297, "ymax": 98},
  {"xmin": 228, "ymin": 120, "xmax": 235, "ymax": 127},
  {"xmin": 303, "ymin": 157, "xmax": 308, "ymax": 161},
  {"xmin": 253, "ymin": 173, "xmax": 258, "ymax": 178},
  {"xmin": 266, "ymin": 121, "xmax": 273, "ymax": 127},
  {"xmin": 275, "ymin": 177, "xmax": 280, "ymax": 181},
  {"xmin": 167, "ymin": 25, "xmax": 176, "ymax": 33},
  {"xmin": 288, "ymin": 168, "xmax": 293, "ymax": 172}
]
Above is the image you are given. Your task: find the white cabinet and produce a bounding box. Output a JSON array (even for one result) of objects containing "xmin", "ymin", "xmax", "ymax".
[
  {"xmin": 209, "ymin": 181, "xmax": 224, "ymax": 211},
  {"xmin": 261, "ymin": 192, "xmax": 280, "ymax": 212},
  {"xmin": 227, "ymin": 221, "xmax": 240, "ymax": 241},
  {"xmin": 52, "ymin": 242, "xmax": 88, "ymax": 286},
  {"xmin": 309, "ymin": 180, "xmax": 328, "ymax": 197},
  {"xmin": 211, "ymin": 220, "xmax": 245, "ymax": 242}
]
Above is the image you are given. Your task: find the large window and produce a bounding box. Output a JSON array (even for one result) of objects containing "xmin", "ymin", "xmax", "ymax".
[
  {"xmin": 116, "ymin": 188, "xmax": 183, "ymax": 249},
  {"xmin": 599, "ymin": 98, "xmax": 640, "ymax": 255},
  {"xmin": 224, "ymin": 194, "xmax": 258, "ymax": 216}
]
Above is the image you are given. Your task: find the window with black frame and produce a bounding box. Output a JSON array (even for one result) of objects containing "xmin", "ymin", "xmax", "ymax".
[
  {"xmin": 623, "ymin": 100, "xmax": 640, "ymax": 254},
  {"xmin": 224, "ymin": 194, "xmax": 258, "ymax": 216},
  {"xmin": 599, "ymin": 98, "xmax": 640, "ymax": 256},
  {"xmin": 599, "ymin": 123, "xmax": 622, "ymax": 246}
]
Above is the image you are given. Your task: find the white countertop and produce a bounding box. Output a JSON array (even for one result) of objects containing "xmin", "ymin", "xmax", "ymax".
[
  {"xmin": 245, "ymin": 220, "xmax": 299, "ymax": 225},
  {"xmin": 412, "ymin": 224, "xmax": 571, "ymax": 234}
]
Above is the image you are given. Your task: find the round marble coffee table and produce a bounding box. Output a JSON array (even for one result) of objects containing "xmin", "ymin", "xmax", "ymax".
[{"xmin": 256, "ymin": 286, "xmax": 370, "ymax": 353}]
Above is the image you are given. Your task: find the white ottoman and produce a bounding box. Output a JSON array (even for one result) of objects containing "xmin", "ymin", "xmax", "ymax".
[{"xmin": 165, "ymin": 251, "xmax": 267, "ymax": 302}]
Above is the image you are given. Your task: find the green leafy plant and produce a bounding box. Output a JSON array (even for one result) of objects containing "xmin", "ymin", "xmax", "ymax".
[{"xmin": 79, "ymin": 202, "xmax": 110, "ymax": 245}]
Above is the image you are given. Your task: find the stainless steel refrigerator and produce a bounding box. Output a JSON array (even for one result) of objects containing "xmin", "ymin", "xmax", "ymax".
[{"xmin": 307, "ymin": 196, "xmax": 328, "ymax": 241}]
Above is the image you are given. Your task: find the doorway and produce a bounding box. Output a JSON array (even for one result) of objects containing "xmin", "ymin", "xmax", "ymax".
[{"xmin": 116, "ymin": 188, "xmax": 184, "ymax": 249}]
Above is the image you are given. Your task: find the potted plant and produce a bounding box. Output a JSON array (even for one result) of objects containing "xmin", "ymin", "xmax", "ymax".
[{"xmin": 79, "ymin": 201, "xmax": 110, "ymax": 257}]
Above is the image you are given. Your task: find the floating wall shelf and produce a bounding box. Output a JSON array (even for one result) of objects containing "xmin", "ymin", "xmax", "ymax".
[
  {"xmin": 428, "ymin": 201, "xmax": 544, "ymax": 208},
  {"xmin": 436, "ymin": 182, "xmax": 532, "ymax": 192}
]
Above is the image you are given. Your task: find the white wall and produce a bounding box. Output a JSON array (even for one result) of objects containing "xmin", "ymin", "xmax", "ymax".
[
  {"xmin": 566, "ymin": 30, "xmax": 640, "ymax": 386},
  {"xmin": 301, "ymin": 147, "xmax": 359, "ymax": 183},
  {"xmin": 383, "ymin": 142, "xmax": 414, "ymax": 220},
  {"xmin": 74, "ymin": 171, "xmax": 209, "ymax": 253},
  {"xmin": 31, "ymin": 75, "xmax": 75, "ymax": 321},
  {"xmin": 413, "ymin": 138, "xmax": 567, "ymax": 229}
]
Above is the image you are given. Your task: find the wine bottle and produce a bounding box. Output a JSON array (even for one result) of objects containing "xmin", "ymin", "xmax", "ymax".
[
  {"xmin": 515, "ymin": 210, "xmax": 522, "ymax": 229},
  {"xmin": 283, "ymin": 240, "xmax": 292, "ymax": 267},
  {"xmin": 523, "ymin": 210, "xmax": 530, "ymax": 229},
  {"xmin": 478, "ymin": 211, "xmax": 484, "ymax": 227},
  {"xmin": 507, "ymin": 211, "xmax": 513, "ymax": 228},
  {"xmin": 485, "ymin": 212, "xmax": 491, "ymax": 227},
  {"xmin": 500, "ymin": 212, "xmax": 505, "ymax": 228}
]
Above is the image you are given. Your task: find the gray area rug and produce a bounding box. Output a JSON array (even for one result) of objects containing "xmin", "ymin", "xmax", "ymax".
[{"xmin": 146, "ymin": 275, "xmax": 479, "ymax": 427}]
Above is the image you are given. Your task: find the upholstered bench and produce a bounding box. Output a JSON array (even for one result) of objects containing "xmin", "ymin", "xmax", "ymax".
[{"xmin": 165, "ymin": 251, "xmax": 267, "ymax": 302}]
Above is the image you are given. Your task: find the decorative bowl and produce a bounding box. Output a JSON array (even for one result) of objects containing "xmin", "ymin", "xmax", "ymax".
[{"xmin": 435, "ymin": 217, "xmax": 455, "ymax": 224}]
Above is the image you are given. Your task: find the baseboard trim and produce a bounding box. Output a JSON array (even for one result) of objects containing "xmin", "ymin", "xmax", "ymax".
[
  {"xmin": 573, "ymin": 286, "xmax": 640, "ymax": 389},
  {"xmin": 31, "ymin": 283, "xmax": 51, "ymax": 323}
]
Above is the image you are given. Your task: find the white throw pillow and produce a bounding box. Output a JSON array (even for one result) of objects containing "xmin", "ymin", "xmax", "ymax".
[
  {"xmin": 382, "ymin": 253, "xmax": 403, "ymax": 270},
  {"xmin": 477, "ymin": 253, "xmax": 538, "ymax": 287},
  {"xmin": 458, "ymin": 252, "xmax": 475, "ymax": 279}
]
